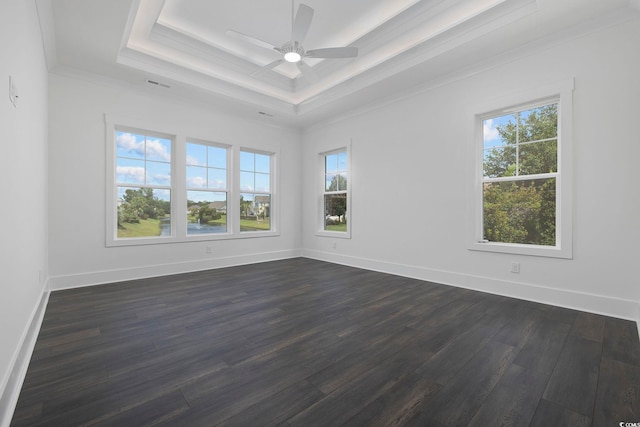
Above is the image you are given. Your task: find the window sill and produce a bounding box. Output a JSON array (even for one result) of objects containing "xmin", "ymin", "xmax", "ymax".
[
  {"xmin": 316, "ymin": 230, "xmax": 351, "ymax": 239},
  {"xmin": 106, "ymin": 231, "xmax": 280, "ymax": 247},
  {"xmin": 468, "ymin": 241, "xmax": 572, "ymax": 259}
]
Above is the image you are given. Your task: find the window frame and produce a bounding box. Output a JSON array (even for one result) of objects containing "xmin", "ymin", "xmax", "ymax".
[
  {"xmin": 469, "ymin": 79, "xmax": 573, "ymax": 259},
  {"xmin": 185, "ymin": 138, "xmax": 232, "ymax": 238},
  {"xmin": 316, "ymin": 144, "xmax": 352, "ymax": 239},
  {"xmin": 105, "ymin": 115, "xmax": 279, "ymax": 247},
  {"xmin": 237, "ymin": 147, "xmax": 278, "ymax": 236}
]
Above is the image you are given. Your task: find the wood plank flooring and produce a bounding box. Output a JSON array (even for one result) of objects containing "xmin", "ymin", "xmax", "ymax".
[{"xmin": 10, "ymin": 258, "xmax": 640, "ymax": 426}]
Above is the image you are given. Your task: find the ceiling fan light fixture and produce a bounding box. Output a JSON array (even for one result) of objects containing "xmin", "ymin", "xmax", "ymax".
[{"xmin": 284, "ymin": 51, "xmax": 302, "ymax": 63}]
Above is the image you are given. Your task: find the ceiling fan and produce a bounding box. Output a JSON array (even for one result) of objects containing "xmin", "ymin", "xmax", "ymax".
[{"xmin": 226, "ymin": 1, "xmax": 358, "ymax": 81}]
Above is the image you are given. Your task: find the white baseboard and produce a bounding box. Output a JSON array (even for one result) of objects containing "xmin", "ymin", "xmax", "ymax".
[
  {"xmin": 49, "ymin": 249, "xmax": 303, "ymax": 291},
  {"xmin": 302, "ymin": 249, "xmax": 640, "ymax": 323},
  {"xmin": 0, "ymin": 287, "xmax": 49, "ymax": 427}
]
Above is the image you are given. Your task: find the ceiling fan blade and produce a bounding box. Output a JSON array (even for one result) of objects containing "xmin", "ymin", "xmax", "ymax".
[
  {"xmin": 226, "ymin": 29, "xmax": 279, "ymax": 52},
  {"xmin": 297, "ymin": 61, "xmax": 319, "ymax": 83},
  {"xmin": 251, "ymin": 59, "xmax": 285, "ymax": 77},
  {"xmin": 305, "ymin": 46, "xmax": 359, "ymax": 59},
  {"xmin": 291, "ymin": 4, "xmax": 314, "ymax": 44}
]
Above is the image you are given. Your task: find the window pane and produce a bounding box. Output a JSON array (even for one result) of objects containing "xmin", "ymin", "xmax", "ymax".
[
  {"xmin": 325, "ymin": 173, "xmax": 336, "ymax": 191},
  {"xmin": 116, "ymin": 132, "xmax": 145, "ymax": 159},
  {"xmin": 337, "ymin": 151, "xmax": 347, "ymax": 172},
  {"xmin": 240, "ymin": 171, "xmax": 254, "ymax": 192},
  {"xmin": 519, "ymin": 139, "xmax": 557, "ymax": 175},
  {"xmin": 146, "ymin": 161, "xmax": 171, "ymax": 186},
  {"xmin": 208, "ymin": 146, "xmax": 227, "ymax": 169},
  {"xmin": 483, "ymin": 114, "xmax": 516, "ymax": 149},
  {"xmin": 326, "ymin": 154, "xmax": 338, "ymax": 173},
  {"xmin": 116, "ymin": 158, "xmax": 145, "ymax": 184},
  {"xmin": 255, "ymin": 172, "xmax": 270, "ymax": 192},
  {"xmin": 186, "ymin": 191, "xmax": 227, "ymax": 235},
  {"xmin": 483, "ymin": 178, "xmax": 556, "ymax": 246},
  {"xmin": 186, "ymin": 166, "xmax": 207, "ymax": 188},
  {"xmin": 240, "ymin": 151, "xmax": 254, "ymax": 171},
  {"xmin": 483, "ymin": 146, "xmax": 516, "ymax": 178},
  {"xmin": 255, "ymin": 154, "xmax": 270, "ymax": 173},
  {"xmin": 186, "ymin": 143, "xmax": 206, "ymax": 166},
  {"xmin": 324, "ymin": 194, "xmax": 347, "ymax": 232},
  {"xmin": 519, "ymin": 104, "xmax": 558, "ymax": 143},
  {"xmin": 145, "ymin": 137, "xmax": 171, "ymax": 162},
  {"xmin": 240, "ymin": 193, "xmax": 271, "ymax": 232},
  {"xmin": 208, "ymin": 168, "xmax": 227, "ymax": 190},
  {"xmin": 117, "ymin": 187, "xmax": 171, "ymax": 238},
  {"xmin": 338, "ymin": 173, "xmax": 347, "ymax": 191}
]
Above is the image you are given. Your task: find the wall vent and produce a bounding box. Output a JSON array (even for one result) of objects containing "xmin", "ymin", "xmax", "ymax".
[{"xmin": 146, "ymin": 79, "xmax": 170, "ymax": 88}]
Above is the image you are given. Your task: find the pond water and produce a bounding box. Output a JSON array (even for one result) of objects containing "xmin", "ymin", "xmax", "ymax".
[{"xmin": 159, "ymin": 217, "xmax": 226, "ymax": 235}]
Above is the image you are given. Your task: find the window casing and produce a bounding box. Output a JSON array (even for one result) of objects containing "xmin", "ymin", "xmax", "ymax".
[
  {"xmin": 317, "ymin": 146, "xmax": 351, "ymax": 238},
  {"xmin": 113, "ymin": 128, "xmax": 174, "ymax": 241},
  {"xmin": 106, "ymin": 115, "xmax": 278, "ymax": 246},
  {"xmin": 239, "ymin": 149, "xmax": 273, "ymax": 233},
  {"xmin": 470, "ymin": 80, "xmax": 573, "ymax": 258},
  {"xmin": 186, "ymin": 140, "xmax": 229, "ymax": 235}
]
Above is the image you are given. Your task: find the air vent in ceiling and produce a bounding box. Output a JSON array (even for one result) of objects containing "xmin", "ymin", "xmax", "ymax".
[{"xmin": 146, "ymin": 79, "xmax": 170, "ymax": 88}]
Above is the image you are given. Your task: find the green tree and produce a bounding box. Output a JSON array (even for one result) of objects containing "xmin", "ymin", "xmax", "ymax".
[
  {"xmin": 240, "ymin": 196, "xmax": 252, "ymax": 217},
  {"xmin": 199, "ymin": 205, "xmax": 221, "ymax": 224},
  {"xmin": 118, "ymin": 187, "xmax": 169, "ymax": 226},
  {"xmin": 328, "ymin": 174, "xmax": 347, "ymax": 191}
]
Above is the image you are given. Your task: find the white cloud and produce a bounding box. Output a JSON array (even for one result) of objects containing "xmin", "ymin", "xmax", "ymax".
[
  {"xmin": 116, "ymin": 133, "xmax": 144, "ymax": 156},
  {"xmin": 146, "ymin": 138, "xmax": 171, "ymax": 161},
  {"xmin": 210, "ymin": 180, "xmax": 225, "ymax": 190},
  {"xmin": 116, "ymin": 133, "xmax": 170, "ymax": 161},
  {"xmin": 116, "ymin": 166, "xmax": 145, "ymax": 183},
  {"xmin": 483, "ymin": 118, "xmax": 500, "ymax": 142},
  {"xmin": 186, "ymin": 155, "xmax": 203, "ymax": 166},
  {"xmin": 151, "ymin": 173, "xmax": 171, "ymax": 185},
  {"xmin": 187, "ymin": 176, "xmax": 207, "ymax": 187}
]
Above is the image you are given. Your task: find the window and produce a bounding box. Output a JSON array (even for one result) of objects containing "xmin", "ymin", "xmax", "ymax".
[
  {"xmin": 186, "ymin": 141, "xmax": 229, "ymax": 235},
  {"xmin": 114, "ymin": 129, "xmax": 173, "ymax": 239},
  {"xmin": 471, "ymin": 79, "xmax": 573, "ymax": 258},
  {"xmin": 106, "ymin": 115, "xmax": 279, "ymax": 246},
  {"xmin": 317, "ymin": 147, "xmax": 350, "ymax": 237},
  {"xmin": 240, "ymin": 149, "xmax": 272, "ymax": 232},
  {"xmin": 482, "ymin": 102, "xmax": 558, "ymax": 246}
]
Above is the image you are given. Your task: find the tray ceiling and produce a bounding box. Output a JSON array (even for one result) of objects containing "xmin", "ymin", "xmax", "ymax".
[{"xmin": 38, "ymin": 0, "xmax": 639, "ymax": 127}]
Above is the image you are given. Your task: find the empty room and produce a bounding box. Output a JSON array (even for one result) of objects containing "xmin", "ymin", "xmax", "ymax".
[{"xmin": 2, "ymin": 0, "xmax": 640, "ymax": 425}]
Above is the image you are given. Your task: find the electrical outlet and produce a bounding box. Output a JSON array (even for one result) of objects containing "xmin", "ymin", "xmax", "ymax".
[
  {"xmin": 511, "ymin": 262, "xmax": 520, "ymax": 273},
  {"xmin": 206, "ymin": 246, "xmax": 212, "ymax": 254},
  {"xmin": 332, "ymin": 242, "xmax": 337, "ymax": 250}
]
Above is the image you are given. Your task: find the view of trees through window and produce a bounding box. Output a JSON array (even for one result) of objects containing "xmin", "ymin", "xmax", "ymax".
[
  {"xmin": 482, "ymin": 102, "xmax": 558, "ymax": 246},
  {"xmin": 115, "ymin": 130, "xmax": 172, "ymax": 238},
  {"xmin": 186, "ymin": 142, "xmax": 228, "ymax": 235},
  {"xmin": 324, "ymin": 150, "xmax": 348, "ymax": 232},
  {"xmin": 240, "ymin": 150, "xmax": 272, "ymax": 232}
]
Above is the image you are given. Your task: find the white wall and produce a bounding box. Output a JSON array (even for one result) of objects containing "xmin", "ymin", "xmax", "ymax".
[
  {"xmin": 0, "ymin": 0, "xmax": 49, "ymax": 424},
  {"xmin": 47, "ymin": 74, "xmax": 302, "ymax": 289},
  {"xmin": 302, "ymin": 18, "xmax": 640, "ymax": 321}
]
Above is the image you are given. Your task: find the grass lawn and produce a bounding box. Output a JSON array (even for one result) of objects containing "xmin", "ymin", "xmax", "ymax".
[
  {"xmin": 325, "ymin": 223, "xmax": 347, "ymax": 232},
  {"xmin": 117, "ymin": 218, "xmax": 161, "ymax": 238},
  {"xmin": 240, "ymin": 217, "xmax": 271, "ymax": 231}
]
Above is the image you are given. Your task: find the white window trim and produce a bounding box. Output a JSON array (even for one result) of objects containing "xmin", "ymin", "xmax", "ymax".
[
  {"xmin": 316, "ymin": 143, "xmax": 352, "ymax": 239},
  {"xmin": 236, "ymin": 146, "xmax": 280, "ymax": 237},
  {"xmin": 185, "ymin": 138, "xmax": 233, "ymax": 240},
  {"xmin": 105, "ymin": 114, "xmax": 279, "ymax": 247},
  {"xmin": 468, "ymin": 79, "xmax": 574, "ymax": 259}
]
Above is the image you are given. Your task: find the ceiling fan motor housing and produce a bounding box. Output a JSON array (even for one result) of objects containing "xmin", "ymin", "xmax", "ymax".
[{"xmin": 280, "ymin": 43, "xmax": 305, "ymax": 62}]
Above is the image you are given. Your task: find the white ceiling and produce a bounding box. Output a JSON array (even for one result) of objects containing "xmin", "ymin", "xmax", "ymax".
[{"xmin": 37, "ymin": 0, "xmax": 638, "ymax": 127}]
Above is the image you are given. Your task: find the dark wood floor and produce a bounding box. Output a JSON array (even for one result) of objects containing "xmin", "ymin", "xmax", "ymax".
[{"xmin": 10, "ymin": 258, "xmax": 640, "ymax": 426}]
